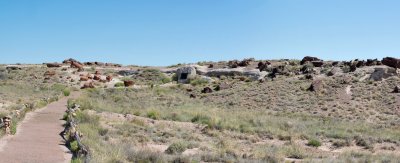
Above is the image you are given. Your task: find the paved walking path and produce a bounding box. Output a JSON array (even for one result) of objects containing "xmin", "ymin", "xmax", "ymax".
[{"xmin": 0, "ymin": 93, "xmax": 78, "ymax": 163}]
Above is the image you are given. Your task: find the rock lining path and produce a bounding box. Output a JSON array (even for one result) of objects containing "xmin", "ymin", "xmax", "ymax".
[{"xmin": 0, "ymin": 93, "xmax": 78, "ymax": 163}]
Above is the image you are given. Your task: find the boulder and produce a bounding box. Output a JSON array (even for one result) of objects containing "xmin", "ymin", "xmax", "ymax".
[
  {"xmin": 238, "ymin": 59, "xmax": 251, "ymax": 67},
  {"xmin": 63, "ymin": 58, "xmax": 81, "ymax": 64},
  {"xmin": 327, "ymin": 67, "xmax": 341, "ymax": 76},
  {"xmin": 370, "ymin": 67, "xmax": 398, "ymax": 81},
  {"xmin": 301, "ymin": 56, "xmax": 322, "ymax": 65},
  {"xmin": 366, "ymin": 59, "xmax": 379, "ymax": 66},
  {"xmin": 124, "ymin": 80, "xmax": 134, "ymax": 87},
  {"xmin": 382, "ymin": 57, "xmax": 400, "ymax": 68},
  {"xmin": 311, "ymin": 61, "xmax": 324, "ymax": 67},
  {"xmin": 308, "ymin": 79, "xmax": 325, "ymax": 93},
  {"xmin": 46, "ymin": 63, "xmax": 62, "ymax": 68},
  {"xmin": 93, "ymin": 75, "xmax": 101, "ymax": 80},
  {"xmin": 70, "ymin": 61, "xmax": 84, "ymax": 71},
  {"xmin": 84, "ymin": 62, "xmax": 95, "ymax": 66},
  {"xmin": 81, "ymin": 82, "xmax": 94, "ymax": 89},
  {"xmin": 106, "ymin": 75, "xmax": 113, "ymax": 82},
  {"xmin": 228, "ymin": 60, "xmax": 239, "ymax": 68}
]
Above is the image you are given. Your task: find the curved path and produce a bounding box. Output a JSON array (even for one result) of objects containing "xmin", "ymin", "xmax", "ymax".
[{"xmin": 0, "ymin": 93, "xmax": 78, "ymax": 163}]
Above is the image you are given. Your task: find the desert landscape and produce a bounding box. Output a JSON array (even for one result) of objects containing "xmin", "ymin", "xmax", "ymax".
[{"xmin": 1, "ymin": 56, "xmax": 400, "ymax": 162}]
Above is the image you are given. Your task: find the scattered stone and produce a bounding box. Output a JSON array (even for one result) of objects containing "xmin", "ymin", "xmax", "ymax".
[
  {"xmin": 201, "ymin": 87, "xmax": 213, "ymax": 93},
  {"xmin": 214, "ymin": 82, "xmax": 230, "ymax": 91},
  {"xmin": 190, "ymin": 94, "xmax": 196, "ymax": 98},
  {"xmin": 44, "ymin": 70, "xmax": 56, "ymax": 77}
]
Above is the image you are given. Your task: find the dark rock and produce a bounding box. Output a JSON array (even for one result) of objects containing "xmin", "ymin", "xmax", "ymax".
[
  {"xmin": 366, "ymin": 59, "xmax": 378, "ymax": 66},
  {"xmin": 190, "ymin": 94, "xmax": 196, "ymax": 98},
  {"xmin": 201, "ymin": 87, "xmax": 213, "ymax": 93},
  {"xmin": 106, "ymin": 75, "xmax": 113, "ymax": 82},
  {"xmin": 392, "ymin": 86, "xmax": 400, "ymax": 93},
  {"xmin": 382, "ymin": 57, "xmax": 400, "ymax": 68},
  {"xmin": 301, "ymin": 56, "xmax": 322, "ymax": 65},
  {"xmin": 311, "ymin": 61, "xmax": 324, "ymax": 67},
  {"xmin": 46, "ymin": 63, "xmax": 62, "ymax": 68}
]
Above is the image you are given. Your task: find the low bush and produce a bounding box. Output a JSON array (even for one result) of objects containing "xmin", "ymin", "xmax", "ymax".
[
  {"xmin": 70, "ymin": 140, "xmax": 79, "ymax": 152},
  {"xmin": 165, "ymin": 141, "xmax": 188, "ymax": 154}
]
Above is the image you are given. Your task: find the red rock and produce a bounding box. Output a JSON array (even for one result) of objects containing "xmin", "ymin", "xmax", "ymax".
[{"xmin": 124, "ymin": 80, "xmax": 134, "ymax": 87}]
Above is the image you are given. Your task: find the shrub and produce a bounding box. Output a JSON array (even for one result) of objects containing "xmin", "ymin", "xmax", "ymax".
[
  {"xmin": 70, "ymin": 140, "xmax": 79, "ymax": 152},
  {"xmin": 98, "ymin": 128, "xmax": 109, "ymax": 136},
  {"xmin": 307, "ymin": 138, "xmax": 322, "ymax": 147},
  {"xmin": 165, "ymin": 141, "xmax": 188, "ymax": 154},
  {"xmin": 147, "ymin": 110, "xmax": 160, "ymax": 120},
  {"xmin": 284, "ymin": 144, "xmax": 306, "ymax": 159},
  {"xmin": 63, "ymin": 88, "xmax": 71, "ymax": 96}
]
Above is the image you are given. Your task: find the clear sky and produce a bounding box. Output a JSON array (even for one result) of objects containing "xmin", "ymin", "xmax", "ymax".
[{"xmin": 1, "ymin": 0, "xmax": 400, "ymax": 66}]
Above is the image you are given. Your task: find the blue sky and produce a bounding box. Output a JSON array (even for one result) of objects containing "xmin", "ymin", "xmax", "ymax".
[{"xmin": 1, "ymin": 0, "xmax": 400, "ymax": 66}]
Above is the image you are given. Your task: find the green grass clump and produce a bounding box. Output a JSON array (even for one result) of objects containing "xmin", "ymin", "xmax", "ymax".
[
  {"xmin": 63, "ymin": 88, "xmax": 70, "ymax": 96},
  {"xmin": 307, "ymin": 138, "xmax": 322, "ymax": 147},
  {"xmin": 190, "ymin": 77, "xmax": 209, "ymax": 86},
  {"xmin": 165, "ymin": 141, "xmax": 188, "ymax": 154},
  {"xmin": 114, "ymin": 82, "xmax": 125, "ymax": 87}
]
